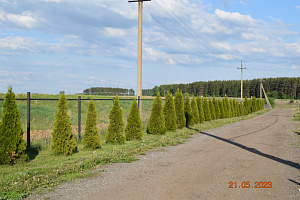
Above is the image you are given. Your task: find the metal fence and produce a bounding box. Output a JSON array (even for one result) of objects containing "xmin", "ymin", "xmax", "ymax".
[{"xmin": 0, "ymin": 92, "xmax": 156, "ymax": 148}]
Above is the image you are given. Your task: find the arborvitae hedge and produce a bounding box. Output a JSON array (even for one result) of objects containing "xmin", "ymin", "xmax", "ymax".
[
  {"xmin": 0, "ymin": 87, "xmax": 27, "ymax": 165},
  {"xmin": 219, "ymin": 100, "xmax": 224, "ymax": 119},
  {"xmin": 51, "ymin": 94, "xmax": 77, "ymax": 155},
  {"xmin": 147, "ymin": 93, "xmax": 166, "ymax": 135},
  {"xmin": 191, "ymin": 96, "xmax": 200, "ymax": 124},
  {"xmin": 203, "ymin": 98, "xmax": 211, "ymax": 121},
  {"xmin": 125, "ymin": 99, "xmax": 143, "ymax": 140},
  {"xmin": 224, "ymin": 97, "xmax": 231, "ymax": 118},
  {"xmin": 163, "ymin": 91, "xmax": 177, "ymax": 131},
  {"xmin": 196, "ymin": 96, "xmax": 205, "ymax": 123},
  {"xmin": 212, "ymin": 97, "xmax": 220, "ymax": 119},
  {"xmin": 83, "ymin": 100, "xmax": 101, "ymax": 149},
  {"xmin": 209, "ymin": 99, "xmax": 216, "ymax": 120},
  {"xmin": 174, "ymin": 89, "xmax": 186, "ymax": 128},
  {"xmin": 184, "ymin": 93, "xmax": 194, "ymax": 127},
  {"xmin": 106, "ymin": 96, "xmax": 126, "ymax": 144}
]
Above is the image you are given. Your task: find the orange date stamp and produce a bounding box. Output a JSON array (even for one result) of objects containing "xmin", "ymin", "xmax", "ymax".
[{"xmin": 229, "ymin": 181, "xmax": 272, "ymax": 188}]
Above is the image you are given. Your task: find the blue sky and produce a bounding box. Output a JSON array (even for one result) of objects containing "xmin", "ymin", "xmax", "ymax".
[{"xmin": 0, "ymin": 0, "xmax": 299, "ymax": 94}]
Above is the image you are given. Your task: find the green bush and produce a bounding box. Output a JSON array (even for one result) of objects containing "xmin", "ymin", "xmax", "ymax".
[
  {"xmin": 125, "ymin": 99, "xmax": 143, "ymax": 140},
  {"xmin": 147, "ymin": 93, "xmax": 166, "ymax": 135},
  {"xmin": 219, "ymin": 100, "xmax": 224, "ymax": 119},
  {"xmin": 191, "ymin": 96, "xmax": 200, "ymax": 124},
  {"xmin": 106, "ymin": 96, "xmax": 126, "ymax": 144},
  {"xmin": 212, "ymin": 97, "xmax": 220, "ymax": 119},
  {"xmin": 196, "ymin": 96, "xmax": 205, "ymax": 123},
  {"xmin": 203, "ymin": 98, "xmax": 211, "ymax": 121},
  {"xmin": 174, "ymin": 89, "xmax": 186, "ymax": 128},
  {"xmin": 83, "ymin": 100, "xmax": 101, "ymax": 149},
  {"xmin": 51, "ymin": 94, "xmax": 77, "ymax": 155},
  {"xmin": 184, "ymin": 93, "xmax": 194, "ymax": 127},
  {"xmin": 163, "ymin": 91, "xmax": 177, "ymax": 131},
  {"xmin": 0, "ymin": 86, "xmax": 27, "ymax": 165},
  {"xmin": 209, "ymin": 99, "xmax": 216, "ymax": 120}
]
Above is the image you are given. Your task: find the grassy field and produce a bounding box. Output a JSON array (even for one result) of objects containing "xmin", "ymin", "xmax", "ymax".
[
  {"xmin": 0, "ymin": 105, "xmax": 270, "ymax": 199},
  {"xmin": 0, "ymin": 94, "xmax": 154, "ymax": 140}
]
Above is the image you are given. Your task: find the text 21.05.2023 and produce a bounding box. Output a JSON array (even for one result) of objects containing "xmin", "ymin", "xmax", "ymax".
[{"xmin": 229, "ymin": 181, "xmax": 272, "ymax": 188}]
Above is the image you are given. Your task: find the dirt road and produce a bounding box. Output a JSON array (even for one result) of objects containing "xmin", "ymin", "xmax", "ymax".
[{"xmin": 32, "ymin": 110, "xmax": 300, "ymax": 200}]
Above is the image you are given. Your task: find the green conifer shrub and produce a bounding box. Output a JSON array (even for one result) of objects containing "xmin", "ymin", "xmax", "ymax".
[
  {"xmin": 209, "ymin": 99, "xmax": 216, "ymax": 120},
  {"xmin": 147, "ymin": 93, "xmax": 166, "ymax": 134},
  {"xmin": 212, "ymin": 97, "xmax": 220, "ymax": 119},
  {"xmin": 106, "ymin": 96, "xmax": 126, "ymax": 144},
  {"xmin": 224, "ymin": 97, "xmax": 231, "ymax": 118},
  {"xmin": 51, "ymin": 93, "xmax": 77, "ymax": 155},
  {"xmin": 222, "ymin": 99, "xmax": 228, "ymax": 118},
  {"xmin": 203, "ymin": 98, "xmax": 211, "ymax": 121},
  {"xmin": 0, "ymin": 86, "xmax": 27, "ymax": 165},
  {"xmin": 83, "ymin": 100, "xmax": 101, "ymax": 149},
  {"xmin": 196, "ymin": 96, "xmax": 205, "ymax": 123},
  {"xmin": 184, "ymin": 93, "xmax": 194, "ymax": 127},
  {"xmin": 163, "ymin": 91, "xmax": 177, "ymax": 131},
  {"xmin": 174, "ymin": 89, "xmax": 186, "ymax": 128},
  {"xmin": 125, "ymin": 99, "xmax": 143, "ymax": 140},
  {"xmin": 219, "ymin": 100, "xmax": 224, "ymax": 119},
  {"xmin": 191, "ymin": 96, "xmax": 200, "ymax": 124}
]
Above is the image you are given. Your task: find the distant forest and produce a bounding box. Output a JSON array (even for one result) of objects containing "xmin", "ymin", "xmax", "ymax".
[
  {"xmin": 83, "ymin": 87, "xmax": 135, "ymax": 96},
  {"xmin": 143, "ymin": 77, "xmax": 300, "ymax": 99}
]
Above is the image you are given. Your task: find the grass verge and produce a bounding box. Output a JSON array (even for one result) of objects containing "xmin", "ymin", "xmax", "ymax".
[{"xmin": 0, "ymin": 109, "xmax": 269, "ymax": 200}]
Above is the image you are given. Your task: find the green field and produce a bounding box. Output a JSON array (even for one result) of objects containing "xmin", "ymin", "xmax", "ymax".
[{"xmin": 0, "ymin": 94, "xmax": 154, "ymax": 140}]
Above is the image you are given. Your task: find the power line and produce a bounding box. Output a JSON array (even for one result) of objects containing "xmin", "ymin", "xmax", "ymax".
[
  {"xmin": 143, "ymin": 8, "xmax": 213, "ymax": 61},
  {"xmin": 153, "ymin": 0, "xmax": 225, "ymax": 56}
]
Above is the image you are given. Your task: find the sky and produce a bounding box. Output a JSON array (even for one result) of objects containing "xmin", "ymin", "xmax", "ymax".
[{"xmin": 0, "ymin": 0, "xmax": 300, "ymax": 94}]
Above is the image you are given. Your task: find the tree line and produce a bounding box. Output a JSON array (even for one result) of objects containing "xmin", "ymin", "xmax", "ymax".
[
  {"xmin": 143, "ymin": 77, "xmax": 300, "ymax": 99},
  {"xmin": 83, "ymin": 87, "xmax": 135, "ymax": 96}
]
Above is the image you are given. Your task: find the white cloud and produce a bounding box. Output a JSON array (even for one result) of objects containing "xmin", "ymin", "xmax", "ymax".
[
  {"xmin": 0, "ymin": 9, "xmax": 39, "ymax": 29},
  {"xmin": 103, "ymin": 27, "xmax": 127, "ymax": 37},
  {"xmin": 215, "ymin": 9, "xmax": 257, "ymax": 26}
]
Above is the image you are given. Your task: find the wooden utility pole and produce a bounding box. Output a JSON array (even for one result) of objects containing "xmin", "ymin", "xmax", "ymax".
[
  {"xmin": 260, "ymin": 78, "xmax": 262, "ymax": 99},
  {"xmin": 261, "ymin": 81, "xmax": 272, "ymax": 109},
  {"xmin": 129, "ymin": 0, "xmax": 151, "ymax": 112},
  {"xmin": 237, "ymin": 61, "xmax": 246, "ymax": 102}
]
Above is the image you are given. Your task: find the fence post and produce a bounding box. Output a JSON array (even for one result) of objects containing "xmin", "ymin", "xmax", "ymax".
[
  {"xmin": 78, "ymin": 96, "xmax": 81, "ymax": 140},
  {"xmin": 27, "ymin": 92, "xmax": 30, "ymax": 149},
  {"xmin": 138, "ymin": 96, "xmax": 140, "ymax": 110}
]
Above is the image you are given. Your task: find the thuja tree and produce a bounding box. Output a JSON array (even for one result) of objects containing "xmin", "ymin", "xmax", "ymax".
[
  {"xmin": 219, "ymin": 100, "xmax": 224, "ymax": 119},
  {"xmin": 209, "ymin": 99, "xmax": 216, "ymax": 120},
  {"xmin": 224, "ymin": 97, "xmax": 231, "ymax": 118},
  {"xmin": 125, "ymin": 99, "xmax": 143, "ymax": 140},
  {"xmin": 174, "ymin": 89, "xmax": 186, "ymax": 128},
  {"xmin": 83, "ymin": 100, "xmax": 101, "ymax": 149},
  {"xmin": 212, "ymin": 97, "xmax": 220, "ymax": 119},
  {"xmin": 0, "ymin": 86, "xmax": 27, "ymax": 165},
  {"xmin": 51, "ymin": 93, "xmax": 77, "ymax": 155},
  {"xmin": 184, "ymin": 93, "xmax": 194, "ymax": 127},
  {"xmin": 191, "ymin": 96, "xmax": 200, "ymax": 124},
  {"xmin": 163, "ymin": 91, "xmax": 177, "ymax": 131},
  {"xmin": 202, "ymin": 98, "xmax": 211, "ymax": 121},
  {"xmin": 147, "ymin": 92, "xmax": 166, "ymax": 134},
  {"xmin": 106, "ymin": 96, "xmax": 126, "ymax": 144},
  {"xmin": 196, "ymin": 96, "xmax": 205, "ymax": 123}
]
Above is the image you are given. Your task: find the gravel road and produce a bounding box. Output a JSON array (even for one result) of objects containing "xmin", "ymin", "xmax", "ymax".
[{"xmin": 30, "ymin": 110, "xmax": 300, "ymax": 200}]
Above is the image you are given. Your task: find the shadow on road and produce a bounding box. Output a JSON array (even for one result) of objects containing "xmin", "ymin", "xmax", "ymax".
[{"xmin": 188, "ymin": 127, "xmax": 300, "ymax": 170}]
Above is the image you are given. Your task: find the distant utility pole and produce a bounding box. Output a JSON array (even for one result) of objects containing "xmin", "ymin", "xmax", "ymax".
[
  {"xmin": 128, "ymin": 0, "xmax": 151, "ymax": 112},
  {"xmin": 237, "ymin": 60, "xmax": 246, "ymax": 102},
  {"xmin": 260, "ymin": 78, "xmax": 262, "ymax": 99}
]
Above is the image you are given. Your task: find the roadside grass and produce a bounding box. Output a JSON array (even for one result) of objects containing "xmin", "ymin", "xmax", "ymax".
[{"xmin": 0, "ymin": 108, "xmax": 269, "ymax": 200}]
